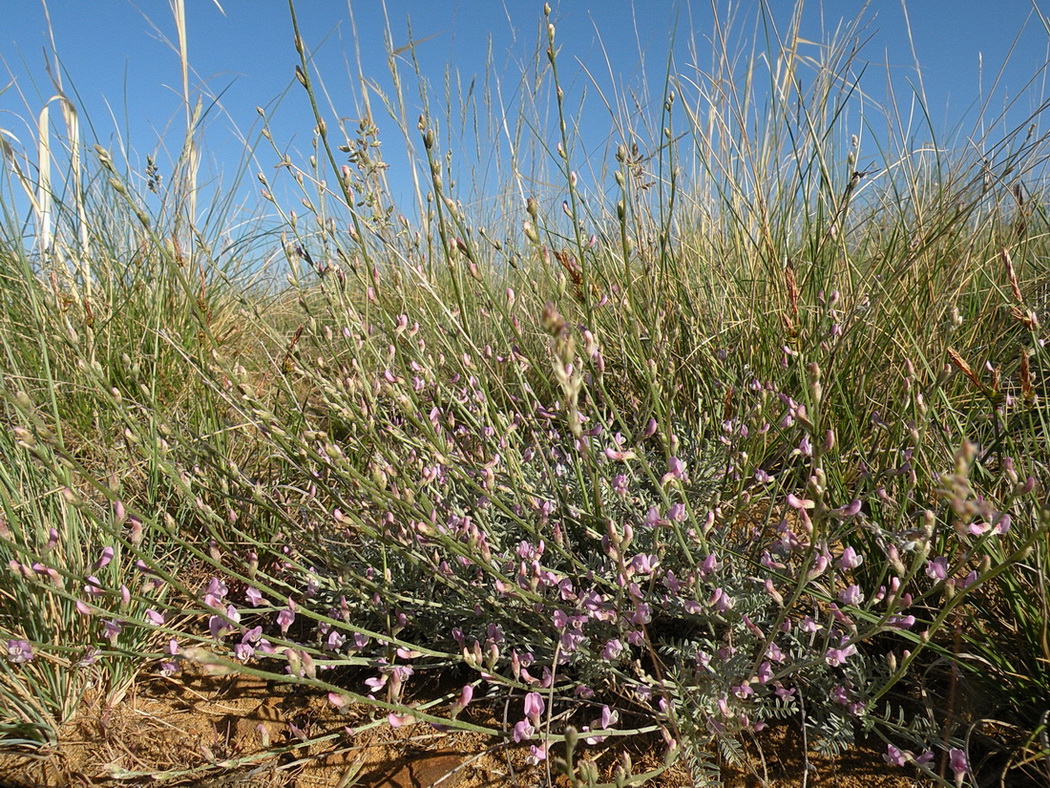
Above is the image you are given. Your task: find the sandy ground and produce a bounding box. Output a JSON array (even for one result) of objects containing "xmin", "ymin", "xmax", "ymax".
[{"xmin": 0, "ymin": 668, "xmax": 928, "ymax": 787}]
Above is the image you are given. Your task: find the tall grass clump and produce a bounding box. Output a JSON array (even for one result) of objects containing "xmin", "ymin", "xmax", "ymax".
[
  {"xmin": 1, "ymin": 1, "xmax": 1049, "ymax": 785},
  {"xmin": 0, "ymin": 0, "xmax": 271, "ymax": 750}
]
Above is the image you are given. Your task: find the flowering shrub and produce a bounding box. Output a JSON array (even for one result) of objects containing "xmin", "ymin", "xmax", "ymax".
[{"xmin": 1, "ymin": 1, "xmax": 1048, "ymax": 785}]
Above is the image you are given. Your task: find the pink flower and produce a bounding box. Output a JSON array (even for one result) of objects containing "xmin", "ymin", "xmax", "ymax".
[
  {"xmin": 926, "ymin": 556, "xmax": 949, "ymax": 581},
  {"xmin": 245, "ymin": 587, "xmax": 264, "ymax": 607},
  {"xmin": 94, "ymin": 547, "xmax": 114, "ymax": 570},
  {"xmin": 756, "ymin": 661, "xmax": 773, "ymax": 683},
  {"xmin": 526, "ymin": 744, "xmax": 547, "ymax": 765},
  {"xmin": 327, "ymin": 692, "xmax": 347, "ymax": 708},
  {"xmin": 661, "ymin": 456, "xmax": 687, "ymax": 484},
  {"xmin": 825, "ymin": 641, "xmax": 857, "ymax": 666},
  {"xmin": 209, "ymin": 615, "xmax": 232, "ymax": 639},
  {"xmin": 838, "ymin": 585, "xmax": 863, "ymax": 605},
  {"xmin": 524, "ymin": 692, "xmax": 544, "ymax": 726},
  {"xmin": 837, "ymin": 546, "xmax": 863, "ymax": 569},
  {"xmin": 835, "ymin": 500, "xmax": 862, "ymax": 518},
  {"xmin": 234, "ymin": 642, "xmax": 254, "ymax": 661},
  {"xmin": 584, "ymin": 705, "xmax": 619, "ymax": 744},
  {"xmin": 277, "ymin": 608, "xmax": 295, "ymax": 634},
  {"xmin": 364, "ymin": 674, "xmax": 387, "ymax": 692},
  {"xmin": 887, "ymin": 615, "xmax": 916, "ymax": 629},
  {"xmin": 450, "ymin": 684, "xmax": 473, "ymax": 716},
  {"xmin": 630, "ymin": 554, "xmax": 658, "ymax": 575},
  {"xmin": 786, "ymin": 493, "xmax": 814, "ymax": 510},
  {"xmin": 949, "ymin": 748, "xmax": 968, "ymax": 781},
  {"xmin": 83, "ymin": 576, "xmax": 105, "ymax": 598},
  {"xmin": 602, "ymin": 639, "xmax": 624, "ymax": 660},
  {"xmin": 884, "ymin": 744, "xmax": 906, "ymax": 767},
  {"xmin": 205, "ymin": 577, "xmax": 228, "ymax": 599},
  {"xmin": 6, "ymin": 639, "xmax": 33, "ymax": 664}
]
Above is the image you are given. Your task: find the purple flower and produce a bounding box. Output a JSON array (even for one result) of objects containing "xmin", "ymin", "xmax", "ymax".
[
  {"xmin": 773, "ymin": 682, "xmax": 795, "ymax": 700},
  {"xmin": 559, "ymin": 629, "xmax": 585, "ymax": 653},
  {"xmin": 526, "ymin": 744, "xmax": 547, "ymax": 765},
  {"xmin": 700, "ymin": 553, "xmax": 720, "ymax": 576},
  {"xmin": 584, "ymin": 705, "xmax": 619, "ymax": 744},
  {"xmin": 708, "ymin": 587, "xmax": 733, "ymax": 612},
  {"xmin": 837, "ymin": 546, "xmax": 863, "ymax": 569},
  {"xmin": 327, "ymin": 691, "xmax": 347, "ymax": 709},
  {"xmin": 884, "ymin": 744, "xmax": 906, "ymax": 767},
  {"xmin": 755, "ymin": 661, "xmax": 773, "ymax": 684},
  {"xmin": 835, "ymin": 499, "xmax": 862, "ymax": 518},
  {"xmin": 77, "ymin": 647, "xmax": 100, "ymax": 667},
  {"xmin": 949, "ymin": 748, "xmax": 968, "ymax": 781},
  {"xmin": 786, "ymin": 493, "xmax": 815, "ymax": 510},
  {"xmin": 94, "ymin": 547, "xmax": 114, "ymax": 570},
  {"xmin": 83, "ymin": 576, "xmax": 105, "ymax": 598},
  {"xmin": 802, "ymin": 616, "xmax": 824, "ymax": 633},
  {"xmin": 825, "ymin": 641, "xmax": 857, "ymax": 667},
  {"xmin": 629, "ymin": 602, "xmax": 652, "ymax": 625},
  {"xmin": 234, "ymin": 642, "xmax": 255, "ymax": 661},
  {"xmin": 6, "ymin": 639, "xmax": 33, "ymax": 664},
  {"xmin": 524, "ymin": 691, "xmax": 544, "ymax": 726},
  {"xmin": 145, "ymin": 609, "xmax": 165, "ymax": 626},
  {"xmin": 205, "ymin": 577, "xmax": 228, "ymax": 599},
  {"xmin": 364, "ymin": 674, "xmax": 387, "ymax": 693},
  {"xmin": 643, "ymin": 507, "xmax": 665, "ymax": 528},
  {"xmin": 512, "ymin": 720, "xmax": 534, "ymax": 742},
  {"xmin": 630, "ymin": 553, "xmax": 658, "ymax": 575},
  {"xmin": 209, "ymin": 615, "xmax": 231, "ymax": 640},
  {"xmin": 838, "ymin": 585, "xmax": 863, "ymax": 605},
  {"xmin": 925, "ymin": 556, "xmax": 949, "ymax": 581},
  {"xmin": 277, "ymin": 608, "xmax": 295, "ymax": 634},
  {"xmin": 245, "ymin": 587, "xmax": 264, "ymax": 607},
  {"xmin": 103, "ymin": 619, "xmax": 122, "ymax": 645},
  {"xmin": 732, "ymin": 682, "xmax": 754, "ymax": 699},
  {"xmin": 661, "ymin": 457, "xmax": 687, "ymax": 485},
  {"xmin": 603, "ymin": 639, "xmax": 624, "ymax": 660},
  {"xmin": 450, "ymin": 684, "xmax": 474, "ymax": 716}
]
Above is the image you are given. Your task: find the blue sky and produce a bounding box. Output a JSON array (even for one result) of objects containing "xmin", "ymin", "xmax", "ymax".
[{"xmin": 2, "ymin": 1, "xmax": 1049, "ymax": 222}]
